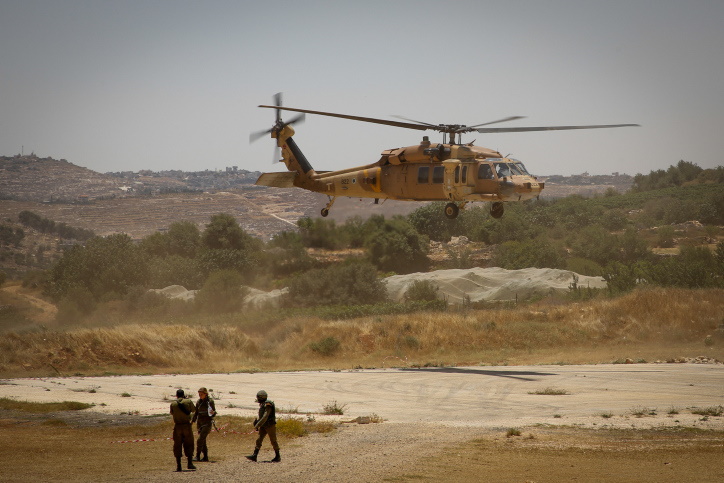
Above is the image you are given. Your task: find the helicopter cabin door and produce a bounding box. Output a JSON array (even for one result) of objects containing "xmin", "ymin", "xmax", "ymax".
[
  {"xmin": 442, "ymin": 160, "xmax": 468, "ymax": 201},
  {"xmin": 475, "ymin": 161, "xmax": 498, "ymax": 197}
]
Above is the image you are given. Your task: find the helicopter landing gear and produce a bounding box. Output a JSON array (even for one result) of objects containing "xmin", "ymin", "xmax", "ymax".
[
  {"xmin": 321, "ymin": 196, "xmax": 337, "ymax": 217},
  {"xmin": 444, "ymin": 202, "xmax": 459, "ymax": 219},
  {"xmin": 490, "ymin": 201, "xmax": 504, "ymax": 219}
]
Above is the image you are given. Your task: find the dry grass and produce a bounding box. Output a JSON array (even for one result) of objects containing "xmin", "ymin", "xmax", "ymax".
[
  {"xmin": 390, "ymin": 427, "xmax": 724, "ymax": 483},
  {"xmin": 1, "ymin": 287, "xmax": 722, "ymax": 377},
  {"xmin": 0, "ymin": 397, "xmax": 93, "ymax": 412}
]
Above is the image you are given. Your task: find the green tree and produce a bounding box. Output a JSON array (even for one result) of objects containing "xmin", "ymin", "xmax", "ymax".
[
  {"xmin": 167, "ymin": 221, "xmax": 201, "ymax": 258},
  {"xmin": 47, "ymin": 234, "xmax": 149, "ymax": 300},
  {"xmin": 148, "ymin": 255, "xmax": 204, "ymax": 289},
  {"xmin": 286, "ymin": 261, "xmax": 387, "ymax": 307},
  {"xmin": 407, "ymin": 202, "xmax": 461, "ymax": 242},
  {"xmin": 364, "ymin": 217, "xmax": 429, "ymax": 274},
  {"xmin": 202, "ymin": 214, "xmax": 258, "ymax": 251},
  {"xmin": 297, "ymin": 217, "xmax": 347, "ymax": 249},
  {"xmin": 570, "ymin": 226, "xmax": 621, "ymax": 266},
  {"xmin": 491, "ymin": 238, "xmax": 565, "ymax": 270},
  {"xmin": 404, "ymin": 279, "xmax": 440, "ymax": 302},
  {"xmin": 195, "ymin": 269, "xmax": 247, "ymax": 313}
]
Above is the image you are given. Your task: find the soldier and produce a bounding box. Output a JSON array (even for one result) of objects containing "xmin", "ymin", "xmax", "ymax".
[
  {"xmin": 170, "ymin": 389, "xmax": 196, "ymax": 472},
  {"xmin": 246, "ymin": 389, "xmax": 281, "ymax": 463},
  {"xmin": 192, "ymin": 387, "xmax": 216, "ymax": 462}
]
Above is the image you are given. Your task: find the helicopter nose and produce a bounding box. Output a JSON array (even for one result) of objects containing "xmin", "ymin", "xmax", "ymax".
[{"xmin": 499, "ymin": 178, "xmax": 516, "ymax": 197}]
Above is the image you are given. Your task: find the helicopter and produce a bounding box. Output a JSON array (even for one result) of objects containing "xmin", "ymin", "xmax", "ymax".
[{"xmin": 250, "ymin": 94, "xmax": 638, "ymax": 219}]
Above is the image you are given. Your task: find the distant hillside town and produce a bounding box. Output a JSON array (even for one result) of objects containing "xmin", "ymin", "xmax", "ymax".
[{"xmin": 1, "ymin": 153, "xmax": 633, "ymax": 204}]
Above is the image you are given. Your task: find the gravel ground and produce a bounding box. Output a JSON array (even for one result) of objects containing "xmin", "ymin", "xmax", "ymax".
[{"xmin": 143, "ymin": 422, "xmax": 464, "ymax": 482}]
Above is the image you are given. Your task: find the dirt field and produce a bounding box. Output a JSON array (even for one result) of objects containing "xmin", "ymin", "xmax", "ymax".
[
  {"xmin": 2, "ymin": 416, "xmax": 722, "ymax": 483},
  {"xmin": 1, "ymin": 363, "xmax": 722, "ymax": 482}
]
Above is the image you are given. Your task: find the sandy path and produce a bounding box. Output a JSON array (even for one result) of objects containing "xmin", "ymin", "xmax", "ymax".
[{"xmin": 2, "ymin": 363, "xmax": 721, "ymax": 430}]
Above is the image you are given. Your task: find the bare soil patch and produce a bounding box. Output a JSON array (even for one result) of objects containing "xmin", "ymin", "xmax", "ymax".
[{"xmin": 1, "ymin": 413, "xmax": 721, "ymax": 482}]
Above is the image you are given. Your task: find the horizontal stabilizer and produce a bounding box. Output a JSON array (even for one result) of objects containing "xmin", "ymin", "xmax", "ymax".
[{"xmin": 255, "ymin": 171, "xmax": 297, "ymax": 188}]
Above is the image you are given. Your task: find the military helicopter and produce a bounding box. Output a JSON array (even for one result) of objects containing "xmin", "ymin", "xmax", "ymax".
[{"xmin": 250, "ymin": 94, "xmax": 638, "ymax": 219}]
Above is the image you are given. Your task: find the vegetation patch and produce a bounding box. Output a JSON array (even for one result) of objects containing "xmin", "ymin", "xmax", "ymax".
[
  {"xmin": 528, "ymin": 387, "xmax": 570, "ymax": 395},
  {"xmin": 690, "ymin": 406, "xmax": 723, "ymax": 417},
  {"xmin": 0, "ymin": 397, "xmax": 93, "ymax": 412},
  {"xmin": 322, "ymin": 400, "xmax": 348, "ymax": 415},
  {"xmin": 309, "ymin": 336, "xmax": 341, "ymax": 356}
]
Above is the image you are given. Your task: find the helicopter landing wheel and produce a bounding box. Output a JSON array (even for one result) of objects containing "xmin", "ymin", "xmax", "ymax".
[
  {"xmin": 490, "ymin": 202, "xmax": 504, "ymax": 219},
  {"xmin": 321, "ymin": 208, "xmax": 329, "ymax": 217},
  {"xmin": 444, "ymin": 203, "xmax": 459, "ymax": 219}
]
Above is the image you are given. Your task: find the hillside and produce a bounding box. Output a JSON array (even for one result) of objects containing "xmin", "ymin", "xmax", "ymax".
[{"xmin": 0, "ymin": 154, "xmax": 634, "ymax": 238}]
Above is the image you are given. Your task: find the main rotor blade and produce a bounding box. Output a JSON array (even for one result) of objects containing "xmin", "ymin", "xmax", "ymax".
[
  {"xmin": 286, "ymin": 113, "xmax": 306, "ymax": 126},
  {"xmin": 390, "ymin": 115, "xmax": 438, "ymax": 127},
  {"xmin": 249, "ymin": 128, "xmax": 272, "ymax": 143},
  {"xmin": 474, "ymin": 123, "xmax": 640, "ymax": 133},
  {"xmin": 259, "ymin": 105, "xmax": 430, "ymax": 131},
  {"xmin": 468, "ymin": 116, "xmax": 527, "ymax": 128}
]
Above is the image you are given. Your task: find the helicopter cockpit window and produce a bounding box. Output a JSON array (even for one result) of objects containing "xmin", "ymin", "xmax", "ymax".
[
  {"xmin": 508, "ymin": 164, "xmax": 523, "ymax": 176},
  {"xmin": 417, "ymin": 166, "xmax": 430, "ymax": 184},
  {"xmin": 477, "ymin": 164, "xmax": 494, "ymax": 180},
  {"xmin": 432, "ymin": 166, "xmax": 445, "ymax": 184},
  {"xmin": 513, "ymin": 162, "xmax": 530, "ymax": 175},
  {"xmin": 494, "ymin": 163, "xmax": 511, "ymax": 178}
]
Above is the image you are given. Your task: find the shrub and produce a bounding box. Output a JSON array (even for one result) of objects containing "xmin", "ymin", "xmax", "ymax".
[
  {"xmin": 691, "ymin": 406, "xmax": 723, "ymax": 417},
  {"xmin": 528, "ymin": 387, "xmax": 569, "ymax": 395},
  {"xmin": 276, "ymin": 417, "xmax": 306, "ymax": 437},
  {"xmin": 364, "ymin": 217, "xmax": 429, "ymax": 274},
  {"xmin": 195, "ymin": 270, "xmax": 247, "ymax": 313},
  {"xmin": 322, "ymin": 400, "xmax": 347, "ymax": 415},
  {"xmin": 286, "ymin": 261, "xmax": 387, "ymax": 307},
  {"xmin": 404, "ymin": 280, "xmax": 440, "ymax": 302},
  {"xmin": 309, "ymin": 336, "xmax": 341, "ymax": 356}
]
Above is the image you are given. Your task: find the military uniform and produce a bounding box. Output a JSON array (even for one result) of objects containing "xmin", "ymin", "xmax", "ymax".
[
  {"xmin": 246, "ymin": 390, "xmax": 281, "ymax": 462},
  {"xmin": 192, "ymin": 387, "xmax": 216, "ymax": 461},
  {"xmin": 170, "ymin": 389, "xmax": 196, "ymax": 471}
]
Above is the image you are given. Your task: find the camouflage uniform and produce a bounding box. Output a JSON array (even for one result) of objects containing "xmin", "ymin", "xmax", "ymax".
[
  {"xmin": 246, "ymin": 390, "xmax": 281, "ymax": 462},
  {"xmin": 170, "ymin": 390, "xmax": 196, "ymax": 471},
  {"xmin": 192, "ymin": 387, "xmax": 216, "ymax": 461}
]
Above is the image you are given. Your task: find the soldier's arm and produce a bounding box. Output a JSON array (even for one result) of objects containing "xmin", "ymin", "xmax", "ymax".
[
  {"xmin": 209, "ymin": 399, "xmax": 216, "ymax": 416},
  {"xmin": 191, "ymin": 400, "xmax": 199, "ymax": 422},
  {"xmin": 255, "ymin": 404, "xmax": 271, "ymax": 429}
]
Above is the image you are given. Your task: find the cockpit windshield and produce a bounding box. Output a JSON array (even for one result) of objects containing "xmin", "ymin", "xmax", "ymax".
[
  {"xmin": 494, "ymin": 162, "xmax": 512, "ymax": 178},
  {"xmin": 493, "ymin": 160, "xmax": 530, "ymax": 177},
  {"xmin": 512, "ymin": 160, "xmax": 530, "ymax": 175}
]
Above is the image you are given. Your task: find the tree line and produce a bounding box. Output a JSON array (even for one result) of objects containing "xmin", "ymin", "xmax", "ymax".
[{"xmin": 10, "ymin": 161, "xmax": 723, "ymax": 322}]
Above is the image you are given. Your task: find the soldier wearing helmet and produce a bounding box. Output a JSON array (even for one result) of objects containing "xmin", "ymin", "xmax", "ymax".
[
  {"xmin": 246, "ymin": 389, "xmax": 281, "ymax": 463},
  {"xmin": 192, "ymin": 387, "xmax": 216, "ymax": 462},
  {"xmin": 170, "ymin": 389, "xmax": 196, "ymax": 472}
]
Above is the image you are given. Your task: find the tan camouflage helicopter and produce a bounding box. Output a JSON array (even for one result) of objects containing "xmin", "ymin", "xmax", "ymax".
[{"xmin": 251, "ymin": 94, "xmax": 638, "ymax": 219}]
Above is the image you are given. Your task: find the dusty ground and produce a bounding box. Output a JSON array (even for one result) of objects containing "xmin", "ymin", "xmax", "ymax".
[{"xmin": 1, "ymin": 363, "xmax": 722, "ymax": 481}]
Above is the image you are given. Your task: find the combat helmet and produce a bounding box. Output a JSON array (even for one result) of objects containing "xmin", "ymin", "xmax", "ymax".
[{"xmin": 256, "ymin": 390, "xmax": 268, "ymax": 403}]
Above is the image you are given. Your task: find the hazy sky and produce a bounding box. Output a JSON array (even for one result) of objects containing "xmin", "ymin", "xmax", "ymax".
[{"xmin": 1, "ymin": 0, "xmax": 722, "ymax": 176}]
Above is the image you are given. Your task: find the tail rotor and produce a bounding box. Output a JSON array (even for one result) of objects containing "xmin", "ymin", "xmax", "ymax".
[{"xmin": 249, "ymin": 92, "xmax": 305, "ymax": 163}]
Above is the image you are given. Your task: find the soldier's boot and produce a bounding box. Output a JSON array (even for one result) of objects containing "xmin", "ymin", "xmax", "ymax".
[
  {"xmin": 201, "ymin": 451, "xmax": 209, "ymax": 462},
  {"xmin": 246, "ymin": 448, "xmax": 259, "ymax": 462},
  {"xmin": 187, "ymin": 457, "xmax": 196, "ymax": 470},
  {"xmin": 194, "ymin": 451, "xmax": 201, "ymax": 461},
  {"xmin": 175, "ymin": 457, "xmax": 182, "ymax": 472},
  {"xmin": 271, "ymin": 450, "xmax": 281, "ymax": 463}
]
